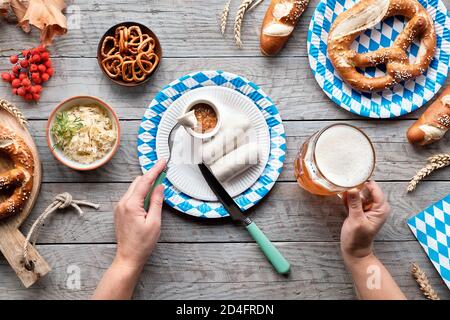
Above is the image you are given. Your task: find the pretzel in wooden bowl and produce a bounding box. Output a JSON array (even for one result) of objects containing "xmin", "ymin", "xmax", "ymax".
[
  {"xmin": 98, "ymin": 23, "xmax": 161, "ymax": 85},
  {"xmin": 0, "ymin": 125, "xmax": 34, "ymax": 219},
  {"xmin": 327, "ymin": 0, "xmax": 436, "ymax": 92}
]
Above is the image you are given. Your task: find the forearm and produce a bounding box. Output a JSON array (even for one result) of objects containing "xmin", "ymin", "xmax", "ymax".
[
  {"xmin": 343, "ymin": 252, "xmax": 407, "ymax": 300},
  {"xmin": 92, "ymin": 258, "xmax": 143, "ymax": 300}
]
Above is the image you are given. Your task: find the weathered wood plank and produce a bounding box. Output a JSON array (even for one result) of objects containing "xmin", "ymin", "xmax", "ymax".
[
  {"xmin": 0, "ymin": 242, "xmax": 448, "ymax": 300},
  {"xmin": 24, "ymin": 120, "xmax": 450, "ymax": 183},
  {"xmin": 0, "ymin": 57, "xmax": 444, "ymax": 121},
  {"xmin": 20, "ymin": 181, "xmax": 449, "ymax": 244},
  {"xmin": 0, "ymin": 0, "xmax": 316, "ymax": 58}
]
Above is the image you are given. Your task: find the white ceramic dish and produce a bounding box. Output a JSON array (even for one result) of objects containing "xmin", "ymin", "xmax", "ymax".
[
  {"xmin": 46, "ymin": 96, "xmax": 121, "ymax": 171},
  {"xmin": 156, "ymin": 86, "xmax": 270, "ymax": 201},
  {"xmin": 181, "ymin": 98, "xmax": 222, "ymax": 139}
]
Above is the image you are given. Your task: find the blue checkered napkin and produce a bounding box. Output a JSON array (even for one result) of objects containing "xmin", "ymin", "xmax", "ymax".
[
  {"xmin": 307, "ymin": 0, "xmax": 450, "ymax": 118},
  {"xmin": 137, "ymin": 71, "xmax": 286, "ymax": 218},
  {"xmin": 408, "ymin": 195, "xmax": 450, "ymax": 289}
]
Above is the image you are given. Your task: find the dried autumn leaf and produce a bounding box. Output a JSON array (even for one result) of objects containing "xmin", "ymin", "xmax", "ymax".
[
  {"xmin": 0, "ymin": 1, "xmax": 28, "ymax": 24},
  {"xmin": 5, "ymin": 0, "xmax": 67, "ymax": 45},
  {"xmin": 1, "ymin": 0, "xmax": 67, "ymax": 45},
  {"xmin": 18, "ymin": 0, "xmax": 67, "ymax": 45},
  {"xmin": 10, "ymin": 0, "xmax": 30, "ymax": 32},
  {"xmin": 0, "ymin": 0, "xmax": 7, "ymax": 16}
]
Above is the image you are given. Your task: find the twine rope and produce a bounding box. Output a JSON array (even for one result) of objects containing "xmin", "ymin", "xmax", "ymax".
[{"xmin": 23, "ymin": 193, "xmax": 99, "ymax": 268}]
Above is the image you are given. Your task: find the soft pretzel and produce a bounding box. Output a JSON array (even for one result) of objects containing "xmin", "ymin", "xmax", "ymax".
[
  {"xmin": 260, "ymin": 0, "xmax": 310, "ymax": 56},
  {"xmin": 100, "ymin": 25, "xmax": 160, "ymax": 83},
  {"xmin": 407, "ymin": 86, "xmax": 450, "ymax": 145},
  {"xmin": 0, "ymin": 125, "xmax": 34, "ymax": 220},
  {"xmin": 327, "ymin": 0, "xmax": 436, "ymax": 92}
]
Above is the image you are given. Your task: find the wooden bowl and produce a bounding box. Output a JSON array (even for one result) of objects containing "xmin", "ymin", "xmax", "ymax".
[
  {"xmin": 96, "ymin": 22, "xmax": 162, "ymax": 87},
  {"xmin": 46, "ymin": 96, "xmax": 121, "ymax": 171}
]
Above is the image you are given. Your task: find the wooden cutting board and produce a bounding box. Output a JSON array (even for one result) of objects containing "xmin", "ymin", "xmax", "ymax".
[{"xmin": 0, "ymin": 101, "xmax": 50, "ymax": 288}]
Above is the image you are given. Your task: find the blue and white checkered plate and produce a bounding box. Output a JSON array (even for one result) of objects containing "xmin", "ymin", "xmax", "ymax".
[
  {"xmin": 137, "ymin": 71, "xmax": 286, "ymax": 218},
  {"xmin": 307, "ymin": 0, "xmax": 450, "ymax": 118}
]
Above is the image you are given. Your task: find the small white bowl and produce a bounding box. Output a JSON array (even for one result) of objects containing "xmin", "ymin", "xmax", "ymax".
[
  {"xmin": 182, "ymin": 99, "xmax": 222, "ymax": 139},
  {"xmin": 46, "ymin": 96, "xmax": 121, "ymax": 171}
]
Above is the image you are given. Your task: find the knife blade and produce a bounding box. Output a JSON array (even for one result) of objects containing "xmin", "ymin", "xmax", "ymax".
[
  {"xmin": 198, "ymin": 163, "xmax": 251, "ymax": 225},
  {"xmin": 198, "ymin": 163, "xmax": 291, "ymax": 275}
]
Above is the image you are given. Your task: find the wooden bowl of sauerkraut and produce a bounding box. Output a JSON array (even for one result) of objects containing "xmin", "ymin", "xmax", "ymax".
[{"xmin": 46, "ymin": 96, "xmax": 121, "ymax": 171}]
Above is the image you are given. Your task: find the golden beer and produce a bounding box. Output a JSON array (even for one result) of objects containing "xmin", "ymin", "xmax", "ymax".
[{"xmin": 294, "ymin": 124, "xmax": 375, "ymax": 196}]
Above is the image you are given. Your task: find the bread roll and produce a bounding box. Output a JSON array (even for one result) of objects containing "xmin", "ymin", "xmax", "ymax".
[
  {"xmin": 407, "ymin": 86, "xmax": 450, "ymax": 146},
  {"xmin": 260, "ymin": 0, "xmax": 309, "ymax": 56}
]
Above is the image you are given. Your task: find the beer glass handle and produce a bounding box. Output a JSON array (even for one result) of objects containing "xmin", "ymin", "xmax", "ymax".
[
  {"xmin": 339, "ymin": 185, "xmax": 373, "ymax": 211},
  {"xmin": 359, "ymin": 186, "xmax": 373, "ymax": 211},
  {"xmin": 246, "ymin": 222, "xmax": 291, "ymax": 275}
]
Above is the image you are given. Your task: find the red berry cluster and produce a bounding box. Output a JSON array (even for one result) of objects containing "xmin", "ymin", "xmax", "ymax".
[{"xmin": 1, "ymin": 45, "xmax": 54, "ymax": 102}]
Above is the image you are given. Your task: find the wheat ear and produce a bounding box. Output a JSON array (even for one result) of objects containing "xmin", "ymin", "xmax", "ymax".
[
  {"xmin": 407, "ymin": 153, "xmax": 450, "ymax": 192},
  {"xmin": 234, "ymin": 0, "xmax": 254, "ymax": 48},
  {"xmin": 220, "ymin": 0, "xmax": 231, "ymax": 35},
  {"xmin": 0, "ymin": 98, "xmax": 28, "ymax": 127},
  {"xmin": 247, "ymin": 0, "xmax": 264, "ymax": 12},
  {"xmin": 411, "ymin": 263, "xmax": 440, "ymax": 300}
]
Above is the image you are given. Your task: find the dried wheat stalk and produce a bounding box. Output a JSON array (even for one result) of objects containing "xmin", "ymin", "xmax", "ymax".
[
  {"xmin": 220, "ymin": 0, "xmax": 231, "ymax": 35},
  {"xmin": 0, "ymin": 98, "xmax": 28, "ymax": 127},
  {"xmin": 234, "ymin": 0, "xmax": 254, "ymax": 48},
  {"xmin": 411, "ymin": 263, "xmax": 440, "ymax": 300},
  {"xmin": 248, "ymin": 0, "xmax": 264, "ymax": 11},
  {"xmin": 407, "ymin": 153, "xmax": 450, "ymax": 192}
]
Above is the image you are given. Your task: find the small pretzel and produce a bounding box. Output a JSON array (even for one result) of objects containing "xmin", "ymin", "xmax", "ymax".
[
  {"xmin": 115, "ymin": 26, "xmax": 128, "ymax": 42},
  {"xmin": 119, "ymin": 29, "xmax": 126, "ymax": 53},
  {"xmin": 128, "ymin": 26, "xmax": 143, "ymax": 42},
  {"xmin": 327, "ymin": 0, "xmax": 436, "ymax": 92},
  {"xmin": 121, "ymin": 58, "xmax": 135, "ymax": 82},
  {"xmin": 132, "ymin": 66, "xmax": 147, "ymax": 82},
  {"xmin": 136, "ymin": 52, "xmax": 159, "ymax": 75},
  {"xmin": 100, "ymin": 36, "xmax": 118, "ymax": 57},
  {"xmin": 137, "ymin": 34, "xmax": 156, "ymax": 55},
  {"xmin": 101, "ymin": 54, "xmax": 123, "ymax": 79},
  {"xmin": 128, "ymin": 35, "xmax": 143, "ymax": 55}
]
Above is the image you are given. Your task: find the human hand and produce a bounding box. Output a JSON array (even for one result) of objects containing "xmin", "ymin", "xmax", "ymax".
[
  {"xmin": 340, "ymin": 181, "xmax": 390, "ymax": 261},
  {"xmin": 113, "ymin": 159, "xmax": 166, "ymax": 271}
]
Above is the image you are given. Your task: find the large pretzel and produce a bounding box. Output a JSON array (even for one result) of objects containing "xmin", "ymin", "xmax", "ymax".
[
  {"xmin": 0, "ymin": 125, "xmax": 34, "ymax": 220},
  {"xmin": 327, "ymin": 0, "xmax": 436, "ymax": 92}
]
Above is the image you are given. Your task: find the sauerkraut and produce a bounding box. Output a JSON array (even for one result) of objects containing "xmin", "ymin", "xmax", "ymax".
[{"xmin": 53, "ymin": 105, "xmax": 117, "ymax": 164}]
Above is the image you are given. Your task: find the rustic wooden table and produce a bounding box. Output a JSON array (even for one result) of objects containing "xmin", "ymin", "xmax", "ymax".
[{"xmin": 0, "ymin": 0, "xmax": 449, "ymax": 300}]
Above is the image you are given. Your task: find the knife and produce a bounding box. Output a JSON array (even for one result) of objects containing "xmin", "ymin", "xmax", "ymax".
[{"xmin": 198, "ymin": 163, "xmax": 291, "ymax": 275}]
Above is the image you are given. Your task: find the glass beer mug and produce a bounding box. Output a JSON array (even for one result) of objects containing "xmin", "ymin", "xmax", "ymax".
[{"xmin": 294, "ymin": 124, "xmax": 375, "ymax": 208}]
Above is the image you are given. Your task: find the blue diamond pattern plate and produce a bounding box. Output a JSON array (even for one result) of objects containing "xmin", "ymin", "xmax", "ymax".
[
  {"xmin": 137, "ymin": 71, "xmax": 286, "ymax": 218},
  {"xmin": 307, "ymin": 0, "xmax": 450, "ymax": 118}
]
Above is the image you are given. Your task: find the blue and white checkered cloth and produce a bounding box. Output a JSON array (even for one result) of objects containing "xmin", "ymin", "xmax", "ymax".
[
  {"xmin": 307, "ymin": 0, "xmax": 450, "ymax": 118},
  {"xmin": 408, "ymin": 194, "xmax": 450, "ymax": 289},
  {"xmin": 137, "ymin": 71, "xmax": 286, "ymax": 218}
]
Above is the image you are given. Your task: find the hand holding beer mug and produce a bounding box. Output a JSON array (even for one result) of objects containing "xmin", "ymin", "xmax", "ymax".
[{"xmin": 294, "ymin": 124, "xmax": 375, "ymax": 210}]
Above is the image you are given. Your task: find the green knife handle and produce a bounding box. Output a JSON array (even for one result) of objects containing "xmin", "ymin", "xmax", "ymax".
[
  {"xmin": 144, "ymin": 171, "xmax": 167, "ymax": 212},
  {"xmin": 246, "ymin": 222, "xmax": 291, "ymax": 275}
]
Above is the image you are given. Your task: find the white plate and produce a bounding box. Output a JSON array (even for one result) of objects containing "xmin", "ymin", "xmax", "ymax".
[{"xmin": 156, "ymin": 86, "xmax": 270, "ymax": 201}]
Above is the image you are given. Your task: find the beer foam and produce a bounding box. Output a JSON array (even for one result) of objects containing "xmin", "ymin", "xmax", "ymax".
[{"xmin": 314, "ymin": 125, "xmax": 374, "ymax": 188}]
